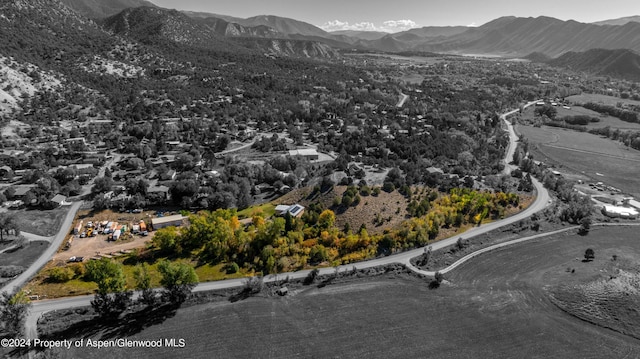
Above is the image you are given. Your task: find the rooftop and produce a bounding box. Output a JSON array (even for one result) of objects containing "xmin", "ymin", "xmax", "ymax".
[
  {"xmin": 289, "ymin": 148, "xmax": 319, "ymax": 157},
  {"xmin": 50, "ymin": 194, "xmax": 66, "ymax": 204},
  {"xmin": 151, "ymin": 214, "xmax": 186, "ymax": 225}
]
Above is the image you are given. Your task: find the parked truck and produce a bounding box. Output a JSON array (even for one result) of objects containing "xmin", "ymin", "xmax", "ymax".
[
  {"xmin": 74, "ymin": 220, "xmax": 83, "ymax": 235},
  {"xmin": 139, "ymin": 220, "xmax": 147, "ymax": 232},
  {"xmin": 104, "ymin": 222, "xmax": 113, "ymax": 234},
  {"xmin": 112, "ymin": 229, "xmax": 121, "ymax": 241}
]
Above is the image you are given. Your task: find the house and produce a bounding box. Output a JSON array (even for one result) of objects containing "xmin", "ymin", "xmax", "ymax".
[
  {"xmin": 275, "ymin": 204, "xmax": 305, "ymax": 218},
  {"xmin": 426, "ymin": 167, "xmax": 445, "ymax": 175},
  {"xmin": 288, "ymin": 149, "xmax": 319, "ymax": 161},
  {"xmin": 160, "ymin": 169, "xmax": 177, "ymax": 181},
  {"xmin": 148, "ymin": 185, "xmax": 170, "ymax": 201},
  {"xmin": 7, "ymin": 185, "xmax": 33, "ymax": 199},
  {"xmin": 151, "ymin": 215, "xmax": 187, "ymax": 230},
  {"xmin": 50, "ymin": 194, "xmax": 67, "ymax": 207}
]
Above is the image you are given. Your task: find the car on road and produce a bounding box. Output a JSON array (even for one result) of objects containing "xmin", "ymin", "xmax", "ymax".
[{"xmin": 67, "ymin": 256, "xmax": 83, "ymax": 263}]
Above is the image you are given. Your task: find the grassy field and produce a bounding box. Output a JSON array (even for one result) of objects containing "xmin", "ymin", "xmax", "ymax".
[
  {"xmin": 551, "ymin": 106, "xmax": 640, "ymax": 131},
  {"xmin": 521, "ymin": 103, "xmax": 640, "ymax": 131},
  {"xmin": 236, "ymin": 202, "xmax": 275, "ymax": 219},
  {"xmin": 517, "ymin": 124, "xmax": 640, "ymax": 197},
  {"xmin": 34, "ymin": 227, "xmax": 640, "ymax": 359},
  {"xmin": 11, "ymin": 207, "xmax": 69, "ymax": 237},
  {"xmin": 517, "ymin": 124, "xmax": 640, "ymax": 159},
  {"xmin": 0, "ymin": 240, "xmax": 48, "ymax": 286},
  {"xmin": 23, "ymin": 254, "xmax": 247, "ymax": 299},
  {"xmin": 568, "ymin": 93, "xmax": 640, "ymax": 107}
]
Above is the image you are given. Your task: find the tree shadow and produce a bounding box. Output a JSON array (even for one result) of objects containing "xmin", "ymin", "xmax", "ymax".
[
  {"xmin": 228, "ymin": 288, "xmax": 253, "ymax": 303},
  {"xmin": 100, "ymin": 304, "xmax": 179, "ymax": 339},
  {"xmin": 39, "ymin": 303, "xmax": 180, "ymax": 345}
]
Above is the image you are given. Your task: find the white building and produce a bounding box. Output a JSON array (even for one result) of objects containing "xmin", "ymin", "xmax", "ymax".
[
  {"xmin": 602, "ymin": 205, "xmax": 639, "ymax": 219},
  {"xmin": 151, "ymin": 215, "xmax": 187, "ymax": 230},
  {"xmin": 275, "ymin": 204, "xmax": 305, "ymax": 218},
  {"xmin": 288, "ymin": 149, "xmax": 319, "ymax": 161}
]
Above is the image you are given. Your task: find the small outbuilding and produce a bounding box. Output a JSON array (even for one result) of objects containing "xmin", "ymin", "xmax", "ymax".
[
  {"xmin": 151, "ymin": 214, "xmax": 187, "ymax": 230},
  {"xmin": 602, "ymin": 205, "xmax": 639, "ymax": 219},
  {"xmin": 50, "ymin": 194, "xmax": 67, "ymax": 207},
  {"xmin": 288, "ymin": 148, "xmax": 319, "ymax": 161}
]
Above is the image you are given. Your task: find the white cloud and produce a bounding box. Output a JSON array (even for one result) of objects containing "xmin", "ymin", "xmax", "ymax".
[
  {"xmin": 320, "ymin": 19, "xmax": 418, "ymax": 33},
  {"xmin": 321, "ymin": 20, "xmax": 378, "ymax": 32},
  {"xmin": 380, "ymin": 20, "xmax": 417, "ymax": 32}
]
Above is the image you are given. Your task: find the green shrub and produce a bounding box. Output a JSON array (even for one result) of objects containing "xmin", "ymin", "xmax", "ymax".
[
  {"xmin": 49, "ymin": 267, "xmax": 75, "ymax": 283},
  {"xmin": 69, "ymin": 263, "xmax": 86, "ymax": 278},
  {"xmin": 226, "ymin": 262, "xmax": 240, "ymax": 274},
  {"xmin": 382, "ymin": 182, "xmax": 395, "ymax": 193}
]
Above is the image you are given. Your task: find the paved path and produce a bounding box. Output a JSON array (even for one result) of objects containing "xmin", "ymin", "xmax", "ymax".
[
  {"xmin": 501, "ymin": 100, "xmax": 540, "ymax": 175},
  {"xmin": 406, "ymin": 222, "xmax": 640, "ymax": 277},
  {"xmin": 1, "ymin": 201, "xmax": 83, "ymax": 295}
]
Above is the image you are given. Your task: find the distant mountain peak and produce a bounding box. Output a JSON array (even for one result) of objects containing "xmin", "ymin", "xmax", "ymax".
[{"xmin": 593, "ymin": 15, "xmax": 640, "ymax": 26}]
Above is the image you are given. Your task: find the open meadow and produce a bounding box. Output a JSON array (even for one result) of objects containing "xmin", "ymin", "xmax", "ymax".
[
  {"xmin": 567, "ymin": 93, "xmax": 640, "ymax": 108},
  {"xmin": 517, "ymin": 124, "xmax": 640, "ymax": 197},
  {"xmin": 0, "ymin": 240, "xmax": 48, "ymax": 286},
  {"xmin": 35, "ymin": 226, "xmax": 640, "ymax": 359},
  {"xmin": 11, "ymin": 207, "xmax": 69, "ymax": 237}
]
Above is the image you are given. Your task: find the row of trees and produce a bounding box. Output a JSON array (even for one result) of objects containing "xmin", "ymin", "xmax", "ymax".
[
  {"xmin": 84, "ymin": 258, "xmax": 199, "ymax": 317},
  {"xmin": 583, "ymin": 102, "xmax": 639, "ymax": 124},
  {"xmin": 149, "ymin": 187, "xmax": 523, "ymax": 274}
]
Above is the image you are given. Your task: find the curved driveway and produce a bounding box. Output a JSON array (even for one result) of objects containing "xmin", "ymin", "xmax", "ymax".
[{"xmin": 24, "ymin": 102, "xmax": 552, "ymax": 340}]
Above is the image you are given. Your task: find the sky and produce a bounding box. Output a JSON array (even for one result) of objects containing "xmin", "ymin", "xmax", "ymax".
[{"xmin": 151, "ymin": 0, "xmax": 640, "ymax": 32}]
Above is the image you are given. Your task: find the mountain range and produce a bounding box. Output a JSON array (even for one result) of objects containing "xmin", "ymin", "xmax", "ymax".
[
  {"xmin": 3, "ymin": 0, "xmax": 640, "ymax": 81},
  {"xmin": 593, "ymin": 15, "xmax": 640, "ymax": 26},
  {"xmin": 58, "ymin": 0, "xmax": 156, "ymax": 19},
  {"xmin": 543, "ymin": 49, "xmax": 640, "ymax": 81},
  {"xmin": 52, "ymin": 0, "xmax": 640, "ymax": 58}
]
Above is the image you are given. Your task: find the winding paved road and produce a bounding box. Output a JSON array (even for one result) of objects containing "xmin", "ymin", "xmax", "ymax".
[
  {"xmin": 1, "ymin": 201, "xmax": 83, "ymax": 296},
  {"xmin": 22, "ymin": 101, "xmax": 553, "ymax": 341},
  {"xmin": 501, "ymin": 100, "xmax": 539, "ymax": 175},
  {"xmin": 1, "ymin": 153, "xmax": 117, "ymax": 294}
]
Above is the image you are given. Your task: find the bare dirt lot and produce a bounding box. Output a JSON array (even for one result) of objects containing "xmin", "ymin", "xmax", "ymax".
[
  {"xmin": 35, "ymin": 227, "xmax": 640, "ymax": 359},
  {"xmin": 52, "ymin": 235, "xmax": 151, "ymax": 264},
  {"xmin": 55, "ymin": 209, "xmax": 159, "ymax": 262}
]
